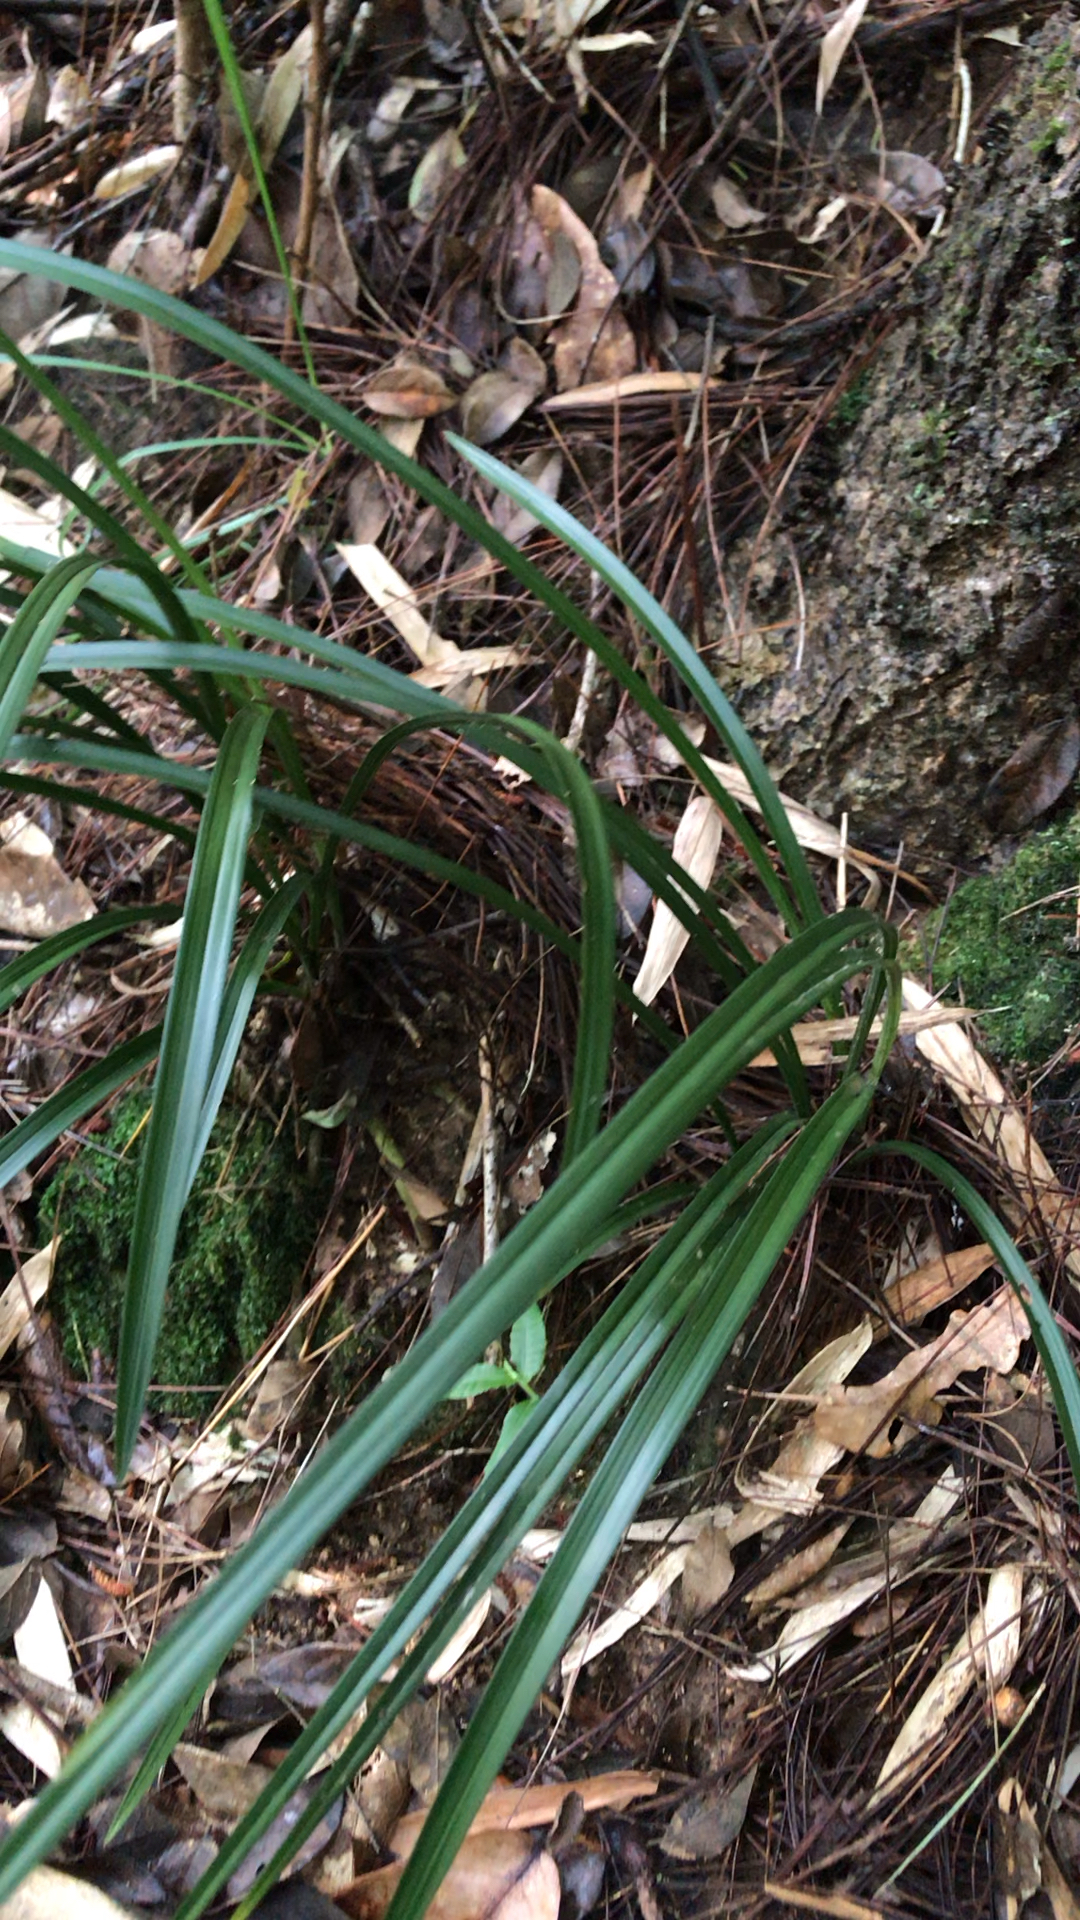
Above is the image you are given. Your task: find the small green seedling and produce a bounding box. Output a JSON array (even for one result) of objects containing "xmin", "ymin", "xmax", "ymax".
[{"xmin": 446, "ymin": 1301, "xmax": 547, "ymax": 1471}]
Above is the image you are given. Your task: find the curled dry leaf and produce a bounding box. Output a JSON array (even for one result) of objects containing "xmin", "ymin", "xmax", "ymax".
[
  {"xmin": 93, "ymin": 144, "xmax": 180, "ymax": 200},
  {"xmin": 363, "ymin": 358, "xmax": 455, "ymax": 419},
  {"xmin": 0, "ymin": 815, "xmax": 94, "ymax": 938},
  {"xmin": 409, "ymin": 128, "xmax": 468, "ymax": 223},
  {"xmin": 530, "ymin": 185, "xmax": 636, "ymax": 391},
  {"xmin": 710, "ymin": 175, "xmax": 767, "ymax": 230},
  {"xmin": 632, "ymin": 794, "xmax": 725, "ymax": 1008}
]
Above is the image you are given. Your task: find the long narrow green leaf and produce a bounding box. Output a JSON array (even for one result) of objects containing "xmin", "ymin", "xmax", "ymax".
[
  {"xmin": 0, "ymin": 556, "xmax": 102, "ymax": 756},
  {"xmin": 388, "ymin": 1072, "xmax": 874, "ymax": 1920},
  {"xmin": 0, "ymin": 245, "xmax": 809, "ymax": 928},
  {"xmin": 150, "ymin": 1122, "xmax": 799, "ymax": 1916},
  {"xmin": 0, "ymin": 1028, "xmax": 161, "ymax": 1190},
  {"xmin": 115, "ymin": 705, "xmax": 270, "ymax": 1471},
  {"xmin": 447, "ymin": 431, "xmax": 823, "ymax": 931},
  {"xmin": 0, "ymin": 905, "xmax": 176, "ymax": 1015},
  {"xmin": 0, "ymin": 915, "xmax": 885, "ymax": 1897}
]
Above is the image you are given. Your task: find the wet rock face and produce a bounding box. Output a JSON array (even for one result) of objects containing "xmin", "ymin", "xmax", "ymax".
[{"xmin": 710, "ymin": 16, "xmax": 1080, "ymax": 872}]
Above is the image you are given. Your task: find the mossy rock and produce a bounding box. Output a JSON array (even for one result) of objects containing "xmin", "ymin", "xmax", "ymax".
[
  {"xmin": 40, "ymin": 1093, "xmax": 326, "ymax": 1411},
  {"xmin": 919, "ymin": 813, "xmax": 1080, "ymax": 1069}
]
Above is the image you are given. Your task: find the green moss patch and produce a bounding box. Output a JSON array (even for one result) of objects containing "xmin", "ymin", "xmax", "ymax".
[
  {"xmin": 921, "ymin": 815, "xmax": 1080, "ymax": 1068},
  {"xmin": 40, "ymin": 1093, "xmax": 326, "ymax": 1411}
]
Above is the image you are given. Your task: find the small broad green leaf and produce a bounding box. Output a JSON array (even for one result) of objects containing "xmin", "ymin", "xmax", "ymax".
[
  {"xmin": 509, "ymin": 1303, "xmax": 546, "ymax": 1384},
  {"xmin": 445, "ymin": 1362, "xmax": 515, "ymax": 1400},
  {"xmin": 486, "ymin": 1400, "xmax": 538, "ymax": 1475}
]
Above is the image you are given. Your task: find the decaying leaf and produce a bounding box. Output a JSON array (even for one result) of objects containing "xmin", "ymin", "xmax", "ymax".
[
  {"xmin": 632, "ymin": 794, "xmax": 725, "ymax": 1007},
  {"xmin": 459, "ymin": 371, "xmax": 537, "ymax": 447},
  {"xmin": 813, "ymin": 1289, "xmax": 1027, "ymax": 1457},
  {"xmin": 340, "ymin": 1831, "xmax": 560, "ymax": 1920},
  {"xmin": 389, "ymin": 1772, "xmax": 657, "ymax": 1860},
  {"xmin": 0, "ymin": 814, "xmax": 94, "ymax": 938},
  {"xmin": 0, "ymin": 1241, "xmax": 55, "ymax": 1365},
  {"xmin": 902, "ymin": 976, "xmax": 1080, "ymax": 1283},
  {"xmin": 816, "ymin": 0, "xmax": 870, "ymax": 113},
  {"xmin": 562, "ymin": 1542, "xmax": 692, "ymax": 1679},
  {"xmin": 680, "ymin": 1522, "xmax": 734, "ymax": 1618},
  {"xmin": 0, "ymin": 1569, "xmax": 76, "ymax": 1776},
  {"xmin": 983, "ymin": 711, "xmax": 1080, "ymax": 833},
  {"xmin": 871, "ymin": 1565, "xmax": 1025, "ymax": 1805},
  {"xmin": 530, "ymin": 185, "xmax": 636, "ymax": 391},
  {"xmin": 881, "ymin": 1241, "xmax": 997, "ymax": 1327},
  {"xmin": 93, "ymin": 144, "xmax": 180, "ymax": 200},
  {"xmin": 661, "ymin": 1765, "xmax": 757, "ymax": 1860},
  {"xmin": 409, "ymin": 128, "xmax": 468, "ymax": 223},
  {"xmin": 337, "ymin": 541, "xmax": 518, "ymax": 687},
  {"xmin": 363, "ymin": 358, "xmax": 456, "ymax": 419},
  {"xmin": 490, "ymin": 448, "xmax": 563, "ymax": 544}
]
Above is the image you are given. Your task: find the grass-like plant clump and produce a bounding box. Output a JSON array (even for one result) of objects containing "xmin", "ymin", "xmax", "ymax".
[
  {"xmin": 925, "ymin": 812, "xmax": 1080, "ymax": 1067},
  {"xmin": 41, "ymin": 1093, "xmax": 322, "ymax": 1409}
]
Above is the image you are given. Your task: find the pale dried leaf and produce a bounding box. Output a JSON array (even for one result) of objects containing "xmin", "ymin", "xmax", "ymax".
[
  {"xmin": 562, "ymin": 1544, "xmax": 689, "ymax": 1679},
  {"xmin": 409, "ymin": 128, "xmax": 467, "ymax": 223},
  {"xmin": 543, "ymin": 368, "xmax": 726, "ymax": 409},
  {"xmin": 363, "ymin": 359, "xmax": 455, "ymax": 420},
  {"xmin": 46, "ymin": 66, "xmax": 89, "ymax": 130},
  {"xmin": 106, "ymin": 227, "xmax": 189, "ymax": 294},
  {"xmin": 531, "ymin": 185, "xmax": 636, "ymax": 391},
  {"xmin": 577, "ymin": 29, "xmax": 654, "ymax": 48},
  {"xmin": 0, "ymin": 1242, "xmax": 54, "ymax": 1365},
  {"xmin": 424, "ymin": 1589, "xmax": 492, "ymax": 1683},
  {"xmin": 550, "ymin": 0, "xmax": 616, "ymax": 38},
  {"xmin": 337, "ymin": 542, "xmax": 459, "ymax": 670},
  {"xmin": 816, "ymin": 0, "xmax": 870, "ymax": 113},
  {"xmin": 748, "ymin": 1003, "xmax": 971, "ymax": 1069},
  {"xmin": 0, "ymin": 67, "xmax": 46, "ymax": 160},
  {"xmin": 746, "ymin": 1519, "xmax": 853, "ymax": 1611},
  {"xmin": 498, "ymin": 335, "xmax": 547, "ymax": 397},
  {"xmin": 0, "ymin": 1863, "xmax": 137, "ymax": 1916},
  {"xmin": 902, "ymin": 976, "xmax": 1080, "ymax": 1282},
  {"xmin": 302, "ymin": 198, "xmax": 360, "ymax": 328},
  {"xmin": 491, "ymin": 448, "xmax": 563, "ymax": 543},
  {"xmin": 93, "ymin": 144, "xmax": 180, "ymax": 199},
  {"xmin": 711, "ymin": 175, "xmax": 767, "ymax": 230},
  {"xmin": 871, "ymin": 1566, "xmax": 1025, "ymax": 1804},
  {"xmin": 14, "ymin": 1574, "xmax": 73, "ymax": 1692},
  {"xmin": 0, "ymin": 816, "xmax": 94, "ymax": 938},
  {"xmin": 633, "ymin": 794, "xmax": 725, "ymax": 1007}
]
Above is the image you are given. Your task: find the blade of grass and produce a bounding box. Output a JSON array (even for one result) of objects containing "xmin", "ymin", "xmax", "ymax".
[
  {"xmin": 0, "ymin": 905, "xmax": 178, "ymax": 1014},
  {"xmin": 0, "ymin": 556, "xmax": 103, "ymax": 757},
  {"xmin": 0, "ymin": 915, "xmax": 886, "ymax": 1896},
  {"xmin": 115, "ymin": 704, "xmax": 270, "ymax": 1470}
]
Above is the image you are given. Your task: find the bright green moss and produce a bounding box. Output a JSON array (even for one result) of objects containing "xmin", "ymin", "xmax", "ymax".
[
  {"xmin": 40, "ymin": 1093, "xmax": 326, "ymax": 1411},
  {"xmin": 920, "ymin": 815, "xmax": 1080, "ymax": 1068}
]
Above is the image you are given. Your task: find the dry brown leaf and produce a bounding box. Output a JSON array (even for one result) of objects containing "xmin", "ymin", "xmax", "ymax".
[
  {"xmin": 871, "ymin": 1566, "xmax": 1024, "ymax": 1805},
  {"xmin": 816, "ymin": 0, "xmax": 870, "ymax": 112},
  {"xmin": 680, "ymin": 1522, "xmax": 734, "ymax": 1618},
  {"xmin": 748, "ymin": 1003, "xmax": 970, "ymax": 1070},
  {"xmin": 531, "ymin": 185, "xmax": 636, "ymax": 391},
  {"xmin": 174, "ymin": 1741, "xmax": 273, "ymax": 1820},
  {"xmin": 191, "ymin": 174, "xmax": 253, "ymax": 287},
  {"xmin": 363, "ymin": 358, "xmax": 455, "ymax": 419},
  {"xmin": 409, "ymin": 128, "xmax": 468, "ymax": 223},
  {"xmin": 633, "ymin": 794, "xmax": 725, "ymax": 1007},
  {"xmin": 0, "ymin": 65, "xmax": 46, "ymax": 160},
  {"xmin": 340, "ymin": 1831, "xmax": 559, "ymax": 1920},
  {"xmin": 881, "ymin": 1242, "xmax": 997, "ymax": 1328},
  {"xmin": 984, "ymin": 712, "xmax": 1080, "ymax": 832},
  {"xmin": 337, "ymin": 541, "xmax": 517, "ymax": 687},
  {"xmin": 746, "ymin": 1521, "xmax": 853, "ymax": 1613},
  {"xmin": 813, "ymin": 1289, "xmax": 1027, "ymax": 1457},
  {"xmin": 257, "ymin": 22, "xmax": 312, "ymax": 164},
  {"xmin": 0, "ymin": 816, "xmax": 93, "ymax": 937},
  {"xmin": 730, "ymin": 1319, "xmax": 873, "ymax": 1532},
  {"xmin": 902, "ymin": 976, "xmax": 1080, "ymax": 1282},
  {"xmin": 390, "ymin": 1773, "xmax": 657, "ymax": 1859},
  {"xmin": 459, "ymin": 371, "xmax": 537, "ymax": 447},
  {"xmin": 661, "ymin": 1765, "xmax": 757, "ymax": 1860},
  {"xmin": 543, "ymin": 369, "xmax": 725, "ymax": 410},
  {"xmin": 490, "ymin": 448, "xmax": 563, "ymax": 544}
]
